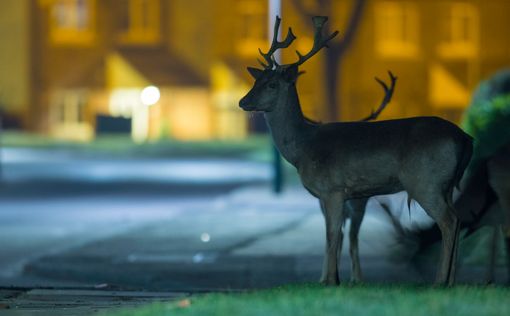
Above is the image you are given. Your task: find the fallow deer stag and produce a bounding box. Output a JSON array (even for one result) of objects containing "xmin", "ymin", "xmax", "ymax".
[{"xmin": 239, "ymin": 16, "xmax": 473, "ymax": 286}]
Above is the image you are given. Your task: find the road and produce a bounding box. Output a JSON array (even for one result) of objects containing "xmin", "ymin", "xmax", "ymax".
[
  {"xmin": 0, "ymin": 147, "xmax": 506, "ymax": 292},
  {"xmin": 0, "ymin": 147, "xmax": 272, "ymax": 288}
]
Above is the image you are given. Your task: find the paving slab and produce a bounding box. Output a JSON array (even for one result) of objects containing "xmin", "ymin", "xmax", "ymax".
[
  {"xmin": 0, "ymin": 288, "xmax": 189, "ymax": 315},
  {"xmin": 21, "ymin": 185, "xmax": 510, "ymax": 291}
]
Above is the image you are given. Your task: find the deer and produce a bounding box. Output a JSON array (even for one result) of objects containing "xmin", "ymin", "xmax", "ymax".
[
  {"xmin": 239, "ymin": 15, "xmax": 473, "ymax": 286},
  {"xmin": 455, "ymin": 151, "xmax": 510, "ymax": 283},
  {"xmin": 398, "ymin": 69, "xmax": 510, "ymax": 284},
  {"xmin": 382, "ymin": 147, "xmax": 510, "ymax": 284}
]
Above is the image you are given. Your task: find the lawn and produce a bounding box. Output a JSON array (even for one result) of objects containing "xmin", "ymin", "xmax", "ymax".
[
  {"xmin": 1, "ymin": 131, "xmax": 273, "ymax": 160},
  {"xmin": 106, "ymin": 284, "xmax": 510, "ymax": 316}
]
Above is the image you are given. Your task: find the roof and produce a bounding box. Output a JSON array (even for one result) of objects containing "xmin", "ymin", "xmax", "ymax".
[
  {"xmin": 53, "ymin": 46, "xmax": 208, "ymax": 89},
  {"xmin": 223, "ymin": 57, "xmax": 257, "ymax": 84},
  {"xmin": 53, "ymin": 56, "xmax": 105, "ymax": 89},
  {"xmin": 117, "ymin": 46, "xmax": 208, "ymax": 87}
]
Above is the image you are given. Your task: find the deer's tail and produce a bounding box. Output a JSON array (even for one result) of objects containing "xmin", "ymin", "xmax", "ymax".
[
  {"xmin": 445, "ymin": 135, "xmax": 473, "ymax": 212},
  {"xmin": 454, "ymin": 135, "xmax": 473, "ymax": 191}
]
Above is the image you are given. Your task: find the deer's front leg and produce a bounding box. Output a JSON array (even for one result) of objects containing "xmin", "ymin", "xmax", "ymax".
[{"xmin": 319, "ymin": 192, "xmax": 345, "ymax": 286}]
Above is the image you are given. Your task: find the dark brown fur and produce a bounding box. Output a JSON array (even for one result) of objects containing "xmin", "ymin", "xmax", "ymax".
[{"xmin": 239, "ymin": 16, "xmax": 472, "ymax": 286}]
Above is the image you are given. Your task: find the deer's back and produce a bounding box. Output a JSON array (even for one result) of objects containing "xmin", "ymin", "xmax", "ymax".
[
  {"xmin": 297, "ymin": 116, "xmax": 470, "ymax": 198},
  {"xmin": 305, "ymin": 116, "xmax": 465, "ymax": 160}
]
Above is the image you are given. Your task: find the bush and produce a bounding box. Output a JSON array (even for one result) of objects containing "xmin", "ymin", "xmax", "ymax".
[{"xmin": 462, "ymin": 69, "xmax": 510, "ymax": 167}]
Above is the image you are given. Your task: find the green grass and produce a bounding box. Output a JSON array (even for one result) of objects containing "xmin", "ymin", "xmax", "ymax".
[
  {"xmin": 105, "ymin": 284, "xmax": 510, "ymax": 316},
  {"xmin": 1, "ymin": 131, "xmax": 73, "ymax": 147},
  {"xmin": 1, "ymin": 132, "xmax": 273, "ymax": 160}
]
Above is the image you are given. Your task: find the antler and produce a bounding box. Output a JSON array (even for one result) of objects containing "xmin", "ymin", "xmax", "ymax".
[
  {"xmin": 292, "ymin": 16, "xmax": 339, "ymax": 67},
  {"xmin": 258, "ymin": 16, "xmax": 297, "ymax": 69},
  {"xmin": 361, "ymin": 71, "xmax": 398, "ymax": 121}
]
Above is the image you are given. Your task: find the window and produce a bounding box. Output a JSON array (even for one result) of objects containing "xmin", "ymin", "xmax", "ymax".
[
  {"xmin": 374, "ymin": 2, "xmax": 419, "ymax": 58},
  {"xmin": 117, "ymin": 0, "xmax": 161, "ymax": 44},
  {"xmin": 52, "ymin": 90, "xmax": 88, "ymax": 124},
  {"xmin": 236, "ymin": 0, "xmax": 267, "ymax": 57},
  {"xmin": 49, "ymin": 0, "xmax": 95, "ymax": 45},
  {"xmin": 437, "ymin": 3, "xmax": 479, "ymax": 58},
  {"xmin": 50, "ymin": 90, "xmax": 93, "ymax": 141}
]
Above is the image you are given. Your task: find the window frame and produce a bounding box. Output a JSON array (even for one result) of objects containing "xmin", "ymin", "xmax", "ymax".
[
  {"xmin": 236, "ymin": 0, "xmax": 268, "ymax": 57},
  {"xmin": 374, "ymin": 2, "xmax": 420, "ymax": 59},
  {"xmin": 437, "ymin": 2, "xmax": 479, "ymax": 59},
  {"xmin": 117, "ymin": 0, "xmax": 161, "ymax": 45},
  {"xmin": 49, "ymin": 0, "xmax": 96, "ymax": 46}
]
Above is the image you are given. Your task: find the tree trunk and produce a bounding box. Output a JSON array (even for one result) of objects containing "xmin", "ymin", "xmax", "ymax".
[
  {"xmin": 290, "ymin": 0, "xmax": 367, "ymax": 121},
  {"xmin": 324, "ymin": 49, "xmax": 341, "ymax": 121}
]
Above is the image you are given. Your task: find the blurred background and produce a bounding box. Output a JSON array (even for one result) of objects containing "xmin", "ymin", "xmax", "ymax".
[
  {"xmin": 0, "ymin": 0, "xmax": 508, "ymax": 293},
  {"xmin": 1, "ymin": 0, "xmax": 509, "ymax": 141}
]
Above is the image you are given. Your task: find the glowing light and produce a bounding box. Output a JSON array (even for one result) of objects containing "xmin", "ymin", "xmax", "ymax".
[
  {"xmin": 192, "ymin": 253, "xmax": 204, "ymax": 263},
  {"xmin": 200, "ymin": 233, "xmax": 211, "ymax": 242},
  {"xmin": 140, "ymin": 86, "xmax": 160, "ymax": 106}
]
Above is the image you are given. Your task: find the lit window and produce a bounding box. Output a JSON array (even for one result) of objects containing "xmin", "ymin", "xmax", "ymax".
[
  {"xmin": 374, "ymin": 2, "xmax": 419, "ymax": 58},
  {"xmin": 52, "ymin": 90, "xmax": 87, "ymax": 123},
  {"xmin": 237, "ymin": 0, "xmax": 267, "ymax": 57},
  {"xmin": 49, "ymin": 0, "xmax": 95, "ymax": 45},
  {"xmin": 117, "ymin": 0, "xmax": 161, "ymax": 44},
  {"xmin": 437, "ymin": 3, "xmax": 479, "ymax": 58},
  {"xmin": 50, "ymin": 90, "xmax": 93, "ymax": 141}
]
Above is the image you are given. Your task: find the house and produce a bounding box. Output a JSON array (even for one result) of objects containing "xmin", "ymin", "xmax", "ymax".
[
  {"xmin": 0, "ymin": 0, "xmax": 249, "ymax": 141},
  {"xmin": 1, "ymin": 0, "xmax": 509, "ymax": 141}
]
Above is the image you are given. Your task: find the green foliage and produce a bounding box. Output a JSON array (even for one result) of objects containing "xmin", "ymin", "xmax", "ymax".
[
  {"xmin": 104, "ymin": 284, "xmax": 510, "ymax": 316},
  {"xmin": 462, "ymin": 91, "xmax": 510, "ymax": 166}
]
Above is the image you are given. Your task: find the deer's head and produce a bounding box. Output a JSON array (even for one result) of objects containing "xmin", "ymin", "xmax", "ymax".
[{"xmin": 239, "ymin": 16, "xmax": 338, "ymax": 113}]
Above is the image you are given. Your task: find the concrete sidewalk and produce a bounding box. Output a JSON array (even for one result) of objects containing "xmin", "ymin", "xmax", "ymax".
[
  {"xmin": 3, "ymin": 185, "xmax": 508, "ymax": 315},
  {"xmin": 0, "ymin": 287, "xmax": 189, "ymax": 315},
  {"xmin": 20, "ymin": 186, "xmax": 461, "ymax": 292}
]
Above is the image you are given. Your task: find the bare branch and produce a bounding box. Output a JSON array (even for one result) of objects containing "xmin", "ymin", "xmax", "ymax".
[{"xmin": 360, "ymin": 71, "xmax": 398, "ymax": 121}]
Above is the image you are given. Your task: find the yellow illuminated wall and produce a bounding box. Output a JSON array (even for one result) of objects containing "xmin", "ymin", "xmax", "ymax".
[
  {"xmin": 2, "ymin": 0, "xmax": 509, "ymax": 138},
  {"xmin": 332, "ymin": 0, "xmax": 509, "ymax": 122},
  {"xmin": 0, "ymin": 0, "xmax": 31, "ymax": 122},
  {"xmin": 165, "ymin": 88, "xmax": 212, "ymax": 140},
  {"xmin": 106, "ymin": 53, "xmax": 150, "ymax": 89},
  {"xmin": 211, "ymin": 63, "xmax": 248, "ymax": 139}
]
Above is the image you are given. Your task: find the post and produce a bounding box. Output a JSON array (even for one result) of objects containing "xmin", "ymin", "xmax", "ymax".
[
  {"xmin": 0, "ymin": 114, "xmax": 3, "ymax": 184},
  {"xmin": 269, "ymin": 0, "xmax": 284, "ymax": 194}
]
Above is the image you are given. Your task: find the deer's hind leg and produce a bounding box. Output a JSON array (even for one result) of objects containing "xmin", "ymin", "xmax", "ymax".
[
  {"xmin": 346, "ymin": 198, "xmax": 367, "ymax": 283},
  {"xmin": 504, "ymin": 227, "xmax": 510, "ymax": 285},
  {"xmin": 413, "ymin": 192, "xmax": 460, "ymax": 286},
  {"xmin": 319, "ymin": 192, "xmax": 345, "ymax": 286}
]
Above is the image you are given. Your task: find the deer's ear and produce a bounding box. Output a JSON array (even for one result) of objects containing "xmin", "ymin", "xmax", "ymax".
[
  {"xmin": 284, "ymin": 64, "xmax": 299, "ymax": 82},
  {"xmin": 247, "ymin": 67, "xmax": 264, "ymax": 80}
]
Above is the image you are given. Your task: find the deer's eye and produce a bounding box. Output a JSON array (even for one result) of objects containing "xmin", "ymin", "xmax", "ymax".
[{"xmin": 268, "ymin": 82, "xmax": 278, "ymax": 89}]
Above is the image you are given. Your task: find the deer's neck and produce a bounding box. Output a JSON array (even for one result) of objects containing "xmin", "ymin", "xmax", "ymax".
[{"xmin": 264, "ymin": 84, "xmax": 312, "ymax": 166}]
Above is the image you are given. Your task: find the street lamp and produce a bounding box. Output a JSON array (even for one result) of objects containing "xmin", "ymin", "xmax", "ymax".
[
  {"xmin": 140, "ymin": 86, "xmax": 160, "ymax": 106},
  {"xmin": 269, "ymin": 0, "xmax": 283, "ymax": 194}
]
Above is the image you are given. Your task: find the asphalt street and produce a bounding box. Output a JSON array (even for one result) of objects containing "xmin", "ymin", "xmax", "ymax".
[
  {"xmin": 0, "ymin": 147, "xmax": 507, "ymax": 295},
  {"xmin": 0, "ymin": 147, "xmax": 271, "ymax": 289}
]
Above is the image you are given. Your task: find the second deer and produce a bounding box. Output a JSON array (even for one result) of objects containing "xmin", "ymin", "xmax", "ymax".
[{"xmin": 239, "ymin": 16, "xmax": 472, "ymax": 286}]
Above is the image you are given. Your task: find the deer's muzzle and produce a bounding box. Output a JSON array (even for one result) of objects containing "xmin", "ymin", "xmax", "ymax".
[{"xmin": 239, "ymin": 96, "xmax": 254, "ymax": 111}]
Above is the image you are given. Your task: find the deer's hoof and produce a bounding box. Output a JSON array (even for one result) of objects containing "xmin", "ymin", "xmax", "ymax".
[
  {"xmin": 433, "ymin": 279, "xmax": 450, "ymax": 288},
  {"xmin": 320, "ymin": 277, "xmax": 339, "ymax": 286},
  {"xmin": 350, "ymin": 276, "xmax": 363, "ymax": 284},
  {"xmin": 484, "ymin": 279, "xmax": 495, "ymax": 286}
]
